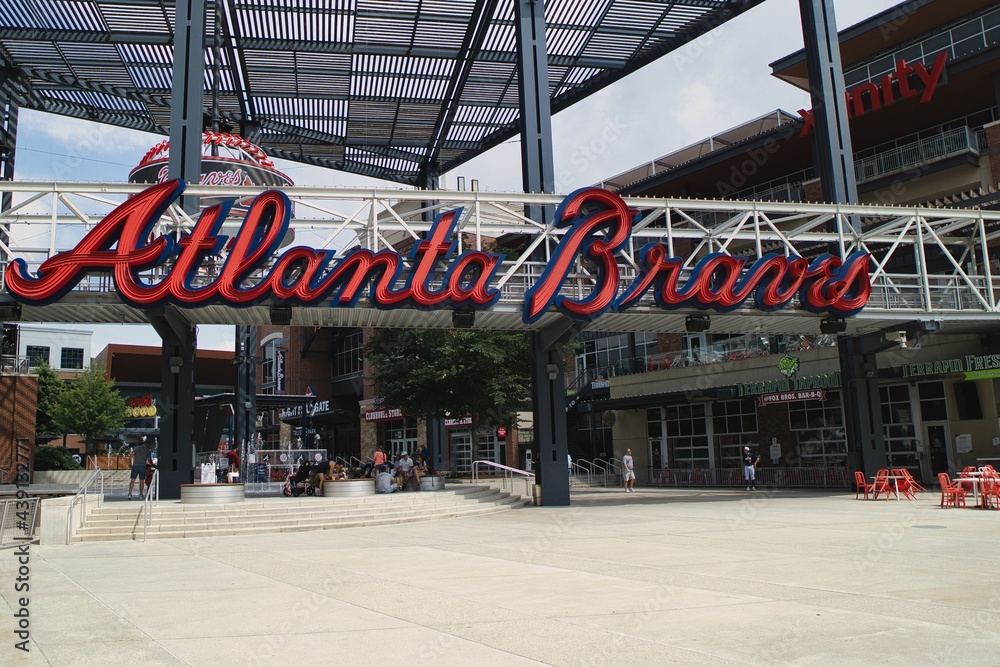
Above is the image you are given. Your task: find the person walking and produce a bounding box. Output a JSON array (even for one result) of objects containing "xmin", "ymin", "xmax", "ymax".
[
  {"xmin": 743, "ymin": 445, "xmax": 760, "ymax": 491},
  {"xmin": 128, "ymin": 438, "xmax": 151, "ymax": 500},
  {"xmin": 622, "ymin": 448, "xmax": 636, "ymax": 493}
]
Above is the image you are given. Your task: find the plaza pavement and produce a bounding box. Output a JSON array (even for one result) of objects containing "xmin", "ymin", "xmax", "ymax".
[{"xmin": 2, "ymin": 486, "xmax": 999, "ymax": 666}]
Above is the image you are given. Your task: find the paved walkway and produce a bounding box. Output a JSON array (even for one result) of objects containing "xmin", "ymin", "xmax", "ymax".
[{"xmin": 2, "ymin": 487, "xmax": 999, "ymax": 666}]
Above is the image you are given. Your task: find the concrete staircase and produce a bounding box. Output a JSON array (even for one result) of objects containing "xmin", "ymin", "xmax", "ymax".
[{"xmin": 72, "ymin": 485, "xmax": 528, "ymax": 542}]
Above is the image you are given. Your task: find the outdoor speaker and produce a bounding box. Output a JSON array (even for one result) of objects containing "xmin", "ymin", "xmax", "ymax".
[{"xmin": 685, "ymin": 315, "xmax": 710, "ymax": 333}]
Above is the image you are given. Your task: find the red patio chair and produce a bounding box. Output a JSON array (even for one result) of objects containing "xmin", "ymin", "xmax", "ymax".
[
  {"xmin": 872, "ymin": 470, "xmax": 893, "ymax": 500},
  {"xmin": 900, "ymin": 468, "xmax": 926, "ymax": 493},
  {"xmin": 979, "ymin": 473, "xmax": 1000, "ymax": 510},
  {"xmin": 854, "ymin": 471, "xmax": 875, "ymax": 500},
  {"xmin": 938, "ymin": 473, "xmax": 967, "ymax": 509},
  {"xmin": 891, "ymin": 469, "xmax": 917, "ymax": 500}
]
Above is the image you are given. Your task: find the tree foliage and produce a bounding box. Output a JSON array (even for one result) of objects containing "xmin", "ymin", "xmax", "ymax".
[
  {"xmin": 51, "ymin": 363, "xmax": 127, "ymax": 444},
  {"xmin": 33, "ymin": 445, "xmax": 83, "ymax": 471},
  {"xmin": 365, "ymin": 329, "xmax": 532, "ymax": 425},
  {"xmin": 33, "ymin": 362, "xmax": 66, "ymax": 435}
]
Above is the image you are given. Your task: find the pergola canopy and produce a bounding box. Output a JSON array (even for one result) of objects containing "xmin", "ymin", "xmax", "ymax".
[{"xmin": 0, "ymin": 0, "xmax": 765, "ymax": 184}]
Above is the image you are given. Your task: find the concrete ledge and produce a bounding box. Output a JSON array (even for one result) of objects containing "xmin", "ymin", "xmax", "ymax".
[
  {"xmin": 180, "ymin": 483, "xmax": 245, "ymax": 504},
  {"xmin": 418, "ymin": 476, "xmax": 445, "ymax": 491},
  {"xmin": 323, "ymin": 479, "xmax": 375, "ymax": 498}
]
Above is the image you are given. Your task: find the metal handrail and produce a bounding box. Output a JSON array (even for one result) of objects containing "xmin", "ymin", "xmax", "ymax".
[
  {"xmin": 142, "ymin": 469, "xmax": 159, "ymax": 542},
  {"xmin": 590, "ymin": 459, "xmax": 609, "ymax": 487},
  {"xmin": 66, "ymin": 467, "xmax": 103, "ymax": 545},
  {"xmin": 349, "ymin": 456, "xmax": 362, "ymax": 467},
  {"xmin": 471, "ymin": 460, "xmax": 534, "ymax": 495},
  {"xmin": 334, "ymin": 456, "xmax": 348, "ymax": 466},
  {"xmin": 0, "ymin": 498, "xmax": 39, "ymax": 549},
  {"xmin": 574, "ymin": 458, "xmax": 595, "ymax": 486},
  {"xmin": 569, "ymin": 461, "xmax": 592, "ymax": 486}
]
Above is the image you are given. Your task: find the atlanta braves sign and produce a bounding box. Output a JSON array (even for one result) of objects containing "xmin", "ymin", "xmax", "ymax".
[{"xmin": 4, "ymin": 180, "xmax": 871, "ymax": 322}]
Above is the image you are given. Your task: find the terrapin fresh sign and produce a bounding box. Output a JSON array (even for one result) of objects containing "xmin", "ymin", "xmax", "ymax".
[{"xmin": 4, "ymin": 182, "xmax": 872, "ymax": 322}]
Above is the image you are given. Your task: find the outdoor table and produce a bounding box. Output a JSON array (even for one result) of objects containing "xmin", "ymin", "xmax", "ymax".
[{"xmin": 958, "ymin": 472, "xmax": 996, "ymax": 508}]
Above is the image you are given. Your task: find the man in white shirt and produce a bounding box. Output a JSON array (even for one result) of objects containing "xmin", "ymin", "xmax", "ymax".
[
  {"xmin": 375, "ymin": 467, "xmax": 397, "ymax": 494},
  {"xmin": 622, "ymin": 448, "xmax": 636, "ymax": 493},
  {"xmin": 395, "ymin": 452, "xmax": 414, "ymax": 491}
]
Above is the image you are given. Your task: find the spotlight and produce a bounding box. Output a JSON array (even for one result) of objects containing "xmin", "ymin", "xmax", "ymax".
[
  {"xmin": 685, "ymin": 315, "xmax": 710, "ymax": 333},
  {"xmin": 451, "ymin": 309, "xmax": 475, "ymax": 329},
  {"xmin": 0, "ymin": 304, "xmax": 22, "ymax": 321},
  {"xmin": 269, "ymin": 306, "xmax": 292, "ymax": 326},
  {"xmin": 820, "ymin": 317, "xmax": 847, "ymax": 335}
]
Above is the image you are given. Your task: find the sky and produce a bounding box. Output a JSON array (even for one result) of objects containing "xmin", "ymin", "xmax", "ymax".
[{"xmin": 10, "ymin": 0, "xmax": 904, "ymax": 356}]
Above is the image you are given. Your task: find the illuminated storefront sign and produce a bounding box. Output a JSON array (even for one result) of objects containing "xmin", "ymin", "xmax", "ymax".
[
  {"xmin": 280, "ymin": 400, "xmax": 330, "ymax": 419},
  {"xmin": 799, "ymin": 53, "xmax": 948, "ymax": 137},
  {"xmin": 758, "ymin": 389, "xmax": 826, "ymax": 406},
  {"xmin": 902, "ymin": 354, "xmax": 1000, "ymax": 379},
  {"xmin": 5, "ymin": 182, "xmax": 872, "ymax": 322},
  {"xmin": 125, "ymin": 394, "xmax": 157, "ymax": 418},
  {"xmin": 364, "ymin": 407, "xmax": 404, "ymax": 422},
  {"xmin": 738, "ymin": 372, "xmax": 841, "ymax": 397}
]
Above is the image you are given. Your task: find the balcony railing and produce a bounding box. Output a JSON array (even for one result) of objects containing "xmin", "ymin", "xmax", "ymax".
[
  {"xmin": 854, "ymin": 127, "xmax": 979, "ymax": 184},
  {"xmin": 569, "ymin": 333, "xmax": 837, "ymax": 392}
]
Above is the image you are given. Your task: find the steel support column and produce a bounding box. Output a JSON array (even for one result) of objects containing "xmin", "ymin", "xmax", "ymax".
[
  {"xmin": 156, "ymin": 0, "xmax": 206, "ymax": 497},
  {"xmin": 150, "ymin": 310, "xmax": 198, "ymax": 499},
  {"xmin": 234, "ymin": 325, "xmax": 257, "ymax": 477},
  {"xmin": 169, "ymin": 0, "xmax": 207, "ymax": 203},
  {"xmin": 515, "ymin": 0, "xmax": 556, "ymax": 226},
  {"xmin": 838, "ymin": 335, "xmax": 887, "ymax": 479},
  {"xmin": 798, "ymin": 0, "xmax": 858, "ymax": 207},
  {"xmin": 531, "ymin": 320, "xmax": 583, "ymax": 506},
  {"xmin": 0, "ymin": 69, "xmax": 18, "ymax": 264}
]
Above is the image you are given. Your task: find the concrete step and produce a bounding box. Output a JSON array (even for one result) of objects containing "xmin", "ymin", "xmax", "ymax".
[{"xmin": 72, "ymin": 486, "xmax": 525, "ymax": 542}]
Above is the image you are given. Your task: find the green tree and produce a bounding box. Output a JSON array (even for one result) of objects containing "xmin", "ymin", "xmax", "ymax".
[
  {"xmin": 33, "ymin": 445, "xmax": 83, "ymax": 471},
  {"xmin": 51, "ymin": 363, "xmax": 127, "ymax": 446},
  {"xmin": 365, "ymin": 328, "xmax": 532, "ymax": 426},
  {"xmin": 33, "ymin": 362, "xmax": 66, "ymax": 436}
]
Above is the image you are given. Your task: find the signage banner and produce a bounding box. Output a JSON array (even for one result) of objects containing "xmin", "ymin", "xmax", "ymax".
[
  {"xmin": 965, "ymin": 369, "xmax": 1000, "ymax": 381},
  {"xmin": 738, "ymin": 372, "xmax": 841, "ymax": 397},
  {"xmin": 903, "ymin": 353, "xmax": 1000, "ymax": 379},
  {"xmin": 799, "ymin": 53, "xmax": 948, "ymax": 136},
  {"xmin": 275, "ymin": 346, "xmax": 286, "ymax": 393},
  {"xmin": 4, "ymin": 182, "xmax": 872, "ymax": 323},
  {"xmin": 280, "ymin": 399, "xmax": 330, "ymax": 419},
  {"xmin": 364, "ymin": 407, "xmax": 404, "ymax": 422},
  {"xmin": 758, "ymin": 390, "xmax": 826, "ymax": 406}
]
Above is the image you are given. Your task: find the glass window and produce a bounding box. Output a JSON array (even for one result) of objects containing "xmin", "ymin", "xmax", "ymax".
[
  {"xmin": 333, "ymin": 330, "xmax": 364, "ymax": 378},
  {"xmin": 879, "ymin": 384, "xmax": 919, "ymax": 470},
  {"xmin": 918, "ymin": 381, "xmax": 948, "ymax": 422},
  {"xmin": 60, "ymin": 347, "xmax": 84, "ymax": 370},
  {"xmin": 657, "ymin": 403, "xmax": 708, "ymax": 468},
  {"xmin": 788, "ymin": 392, "xmax": 846, "ymax": 466},
  {"xmin": 713, "ymin": 399, "xmax": 758, "ymax": 467},
  {"xmin": 26, "ymin": 346, "xmax": 49, "ymax": 368},
  {"xmin": 260, "ymin": 337, "xmax": 283, "ymax": 391}
]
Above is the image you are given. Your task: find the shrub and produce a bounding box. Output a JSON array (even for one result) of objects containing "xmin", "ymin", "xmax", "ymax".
[{"xmin": 34, "ymin": 446, "xmax": 84, "ymax": 471}]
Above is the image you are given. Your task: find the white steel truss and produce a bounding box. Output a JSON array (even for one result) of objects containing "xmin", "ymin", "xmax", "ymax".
[{"xmin": 3, "ymin": 181, "xmax": 1000, "ymax": 336}]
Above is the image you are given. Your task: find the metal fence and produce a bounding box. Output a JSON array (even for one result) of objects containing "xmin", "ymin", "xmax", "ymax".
[
  {"xmin": 0, "ymin": 497, "xmax": 39, "ymax": 549},
  {"xmin": 646, "ymin": 466, "xmax": 849, "ymax": 490}
]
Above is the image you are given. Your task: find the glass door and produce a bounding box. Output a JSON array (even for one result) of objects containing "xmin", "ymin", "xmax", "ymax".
[
  {"xmin": 923, "ymin": 422, "xmax": 952, "ymax": 481},
  {"xmin": 648, "ymin": 438, "xmax": 663, "ymax": 469},
  {"xmin": 451, "ymin": 430, "xmax": 473, "ymax": 473}
]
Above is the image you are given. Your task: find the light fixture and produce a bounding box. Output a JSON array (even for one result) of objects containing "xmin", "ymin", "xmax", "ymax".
[
  {"xmin": 820, "ymin": 317, "xmax": 847, "ymax": 335},
  {"xmin": 169, "ymin": 356, "xmax": 184, "ymax": 374},
  {"xmin": 546, "ymin": 364, "xmax": 559, "ymax": 381},
  {"xmin": 0, "ymin": 304, "xmax": 22, "ymax": 321},
  {"xmin": 451, "ymin": 309, "xmax": 475, "ymax": 329},
  {"xmin": 269, "ymin": 306, "xmax": 292, "ymax": 326},
  {"xmin": 685, "ymin": 315, "xmax": 710, "ymax": 333}
]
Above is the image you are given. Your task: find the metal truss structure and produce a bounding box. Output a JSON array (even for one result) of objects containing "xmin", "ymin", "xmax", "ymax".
[
  {"xmin": 4, "ymin": 181, "xmax": 1000, "ymax": 335},
  {"xmin": 0, "ymin": 0, "xmax": 764, "ymax": 185}
]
